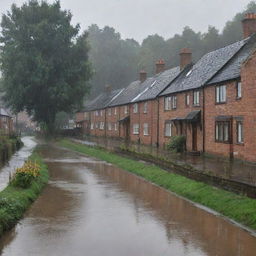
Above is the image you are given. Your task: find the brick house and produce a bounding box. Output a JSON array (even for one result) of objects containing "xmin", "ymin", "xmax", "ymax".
[
  {"xmin": 76, "ymin": 13, "xmax": 256, "ymax": 163},
  {"xmin": 0, "ymin": 108, "xmax": 13, "ymax": 135}
]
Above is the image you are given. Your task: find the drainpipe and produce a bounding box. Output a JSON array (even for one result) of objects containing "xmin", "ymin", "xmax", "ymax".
[
  {"xmin": 104, "ymin": 109, "xmax": 107, "ymax": 137},
  {"xmin": 157, "ymin": 97, "xmax": 160, "ymax": 147},
  {"xmin": 230, "ymin": 117, "xmax": 234, "ymax": 159}
]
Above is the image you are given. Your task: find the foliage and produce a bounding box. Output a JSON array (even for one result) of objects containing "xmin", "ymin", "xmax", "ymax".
[
  {"xmin": 166, "ymin": 135, "xmax": 186, "ymax": 153},
  {"xmin": 0, "ymin": 152, "xmax": 48, "ymax": 236},
  {"xmin": 60, "ymin": 139, "xmax": 256, "ymax": 230},
  {"xmin": 87, "ymin": 1, "xmax": 256, "ymax": 97},
  {"xmin": 11, "ymin": 161, "xmax": 40, "ymax": 188},
  {"xmin": 0, "ymin": 0, "xmax": 92, "ymax": 133}
]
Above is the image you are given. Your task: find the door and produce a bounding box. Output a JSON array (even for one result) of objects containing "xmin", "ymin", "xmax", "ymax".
[{"xmin": 192, "ymin": 123, "xmax": 197, "ymax": 151}]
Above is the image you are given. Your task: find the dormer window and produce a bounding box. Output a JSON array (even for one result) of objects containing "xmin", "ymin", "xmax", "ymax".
[
  {"xmin": 237, "ymin": 81, "xmax": 242, "ymax": 99},
  {"xmin": 216, "ymin": 85, "xmax": 226, "ymax": 103}
]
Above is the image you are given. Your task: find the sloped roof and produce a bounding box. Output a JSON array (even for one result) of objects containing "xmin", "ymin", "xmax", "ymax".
[
  {"xmin": 109, "ymin": 80, "xmax": 144, "ymax": 107},
  {"xmin": 161, "ymin": 38, "xmax": 248, "ymax": 96},
  {"xmin": 83, "ymin": 88, "xmax": 124, "ymax": 111},
  {"xmin": 0, "ymin": 108, "xmax": 11, "ymax": 117},
  {"xmin": 131, "ymin": 66, "xmax": 180, "ymax": 103},
  {"xmin": 207, "ymin": 34, "xmax": 256, "ymax": 85}
]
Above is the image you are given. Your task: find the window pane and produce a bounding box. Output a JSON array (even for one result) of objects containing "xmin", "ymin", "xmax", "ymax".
[{"xmin": 224, "ymin": 123, "xmax": 229, "ymax": 141}]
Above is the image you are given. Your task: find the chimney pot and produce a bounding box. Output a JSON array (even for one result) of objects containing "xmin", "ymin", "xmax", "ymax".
[
  {"xmin": 155, "ymin": 59, "xmax": 165, "ymax": 74},
  {"xmin": 242, "ymin": 13, "xmax": 256, "ymax": 38},
  {"xmin": 105, "ymin": 84, "xmax": 112, "ymax": 93},
  {"xmin": 139, "ymin": 70, "xmax": 147, "ymax": 83},
  {"xmin": 179, "ymin": 48, "xmax": 192, "ymax": 70}
]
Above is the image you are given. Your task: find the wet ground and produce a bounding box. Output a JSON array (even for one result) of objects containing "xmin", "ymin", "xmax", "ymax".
[
  {"xmin": 0, "ymin": 136, "xmax": 37, "ymax": 191},
  {"xmin": 74, "ymin": 137, "xmax": 256, "ymax": 186},
  {"xmin": 0, "ymin": 143, "xmax": 256, "ymax": 255}
]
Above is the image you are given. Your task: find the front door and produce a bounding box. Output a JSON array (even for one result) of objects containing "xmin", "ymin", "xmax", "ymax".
[{"xmin": 192, "ymin": 123, "xmax": 197, "ymax": 151}]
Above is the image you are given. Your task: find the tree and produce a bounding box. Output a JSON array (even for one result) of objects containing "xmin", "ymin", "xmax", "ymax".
[{"xmin": 0, "ymin": 0, "xmax": 92, "ymax": 133}]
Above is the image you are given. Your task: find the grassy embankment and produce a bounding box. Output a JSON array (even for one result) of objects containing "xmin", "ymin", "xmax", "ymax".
[
  {"xmin": 0, "ymin": 152, "xmax": 49, "ymax": 236},
  {"xmin": 59, "ymin": 139, "xmax": 256, "ymax": 231}
]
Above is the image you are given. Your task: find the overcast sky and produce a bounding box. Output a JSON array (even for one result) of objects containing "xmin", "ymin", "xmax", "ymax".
[{"xmin": 0, "ymin": 0, "xmax": 254, "ymax": 42}]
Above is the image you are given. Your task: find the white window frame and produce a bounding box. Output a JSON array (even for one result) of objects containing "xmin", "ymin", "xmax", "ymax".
[
  {"xmin": 114, "ymin": 107, "xmax": 117, "ymax": 115},
  {"xmin": 133, "ymin": 103, "xmax": 138, "ymax": 113},
  {"xmin": 90, "ymin": 123, "xmax": 94, "ymax": 130},
  {"xmin": 237, "ymin": 81, "xmax": 242, "ymax": 99},
  {"xmin": 100, "ymin": 122, "xmax": 104, "ymax": 130},
  {"xmin": 108, "ymin": 122, "xmax": 112, "ymax": 131},
  {"xmin": 114, "ymin": 123, "xmax": 118, "ymax": 131},
  {"xmin": 124, "ymin": 105, "xmax": 128, "ymax": 114},
  {"xmin": 193, "ymin": 90, "xmax": 200, "ymax": 106},
  {"xmin": 237, "ymin": 121, "xmax": 244, "ymax": 143},
  {"xmin": 133, "ymin": 124, "xmax": 139, "ymax": 134},
  {"xmin": 171, "ymin": 96, "xmax": 177, "ymax": 109},
  {"xmin": 165, "ymin": 123, "xmax": 172, "ymax": 137},
  {"xmin": 164, "ymin": 97, "xmax": 171, "ymax": 110},
  {"xmin": 143, "ymin": 102, "xmax": 148, "ymax": 113},
  {"xmin": 185, "ymin": 94, "xmax": 190, "ymax": 106},
  {"xmin": 108, "ymin": 108, "xmax": 111, "ymax": 116},
  {"xmin": 216, "ymin": 85, "xmax": 226, "ymax": 103},
  {"xmin": 143, "ymin": 123, "xmax": 149, "ymax": 136},
  {"xmin": 100, "ymin": 110, "xmax": 103, "ymax": 116}
]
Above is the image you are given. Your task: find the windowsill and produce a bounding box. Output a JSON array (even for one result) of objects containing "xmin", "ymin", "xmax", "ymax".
[
  {"xmin": 193, "ymin": 104, "xmax": 200, "ymax": 107},
  {"xmin": 215, "ymin": 140, "xmax": 231, "ymax": 144},
  {"xmin": 143, "ymin": 134, "xmax": 149, "ymax": 136},
  {"xmin": 215, "ymin": 102, "xmax": 226, "ymax": 105},
  {"xmin": 164, "ymin": 109, "xmax": 171, "ymax": 112},
  {"xmin": 164, "ymin": 135, "xmax": 172, "ymax": 138},
  {"xmin": 133, "ymin": 133, "xmax": 139, "ymax": 135},
  {"xmin": 236, "ymin": 142, "xmax": 244, "ymax": 146},
  {"xmin": 236, "ymin": 97, "xmax": 242, "ymax": 100},
  {"xmin": 171, "ymin": 108, "xmax": 177, "ymax": 111},
  {"xmin": 143, "ymin": 112, "xmax": 147, "ymax": 114}
]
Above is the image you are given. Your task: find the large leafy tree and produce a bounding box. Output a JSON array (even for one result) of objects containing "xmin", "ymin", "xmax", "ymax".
[{"xmin": 0, "ymin": 0, "xmax": 92, "ymax": 133}]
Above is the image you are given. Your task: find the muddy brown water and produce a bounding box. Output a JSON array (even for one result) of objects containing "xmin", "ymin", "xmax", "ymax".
[{"xmin": 0, "ymin": 144, "xmax": 255, "ymax": 256}]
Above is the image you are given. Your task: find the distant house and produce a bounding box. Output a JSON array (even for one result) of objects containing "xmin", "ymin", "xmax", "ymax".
[{"xmin": 0, "ymin": 108, "xmax": 13, "ymax": 135}]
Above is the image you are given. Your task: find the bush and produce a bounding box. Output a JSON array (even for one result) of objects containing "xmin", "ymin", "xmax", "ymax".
[
  {"xmin": 11, "ymin": 161, "xmax": 40, "ymax": 188},
  {"xmin": 166, "ymin": 136, "xmax": 186, "ymax": 153}
]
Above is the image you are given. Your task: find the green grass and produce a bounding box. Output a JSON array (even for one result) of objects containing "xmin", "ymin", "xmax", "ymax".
[
  {"xmin": 0, "ymin": 152, "xmax": 49, "ymax": 236},
  {"xmin": 59, "ymin": 139, "xmax": 256, "ymax": 231}
]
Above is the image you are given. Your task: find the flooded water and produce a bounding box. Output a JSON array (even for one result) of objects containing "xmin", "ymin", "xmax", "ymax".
[
  {"xmin": 0, "ymin": 144, "xmax": 255, "ymax": 256},
  {"xmin": 0, "ymin": 136, "xmax": 37, "ymax": 191}
]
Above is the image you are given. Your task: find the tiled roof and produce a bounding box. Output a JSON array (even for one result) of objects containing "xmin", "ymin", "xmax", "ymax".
[
  {"xmin": 83, "ymin": 88, "xmax": 124, "ymax": 111},
  {"xmin": 161, "ymin": 38, "xmax": 248, "ymax": 96},
  {"xmin": 207, "ymin": 34, "xmax": 256, "ymax": 85},
  {"xmin": 0, "ymin": 108, "xmax": 11, "ymax": 117},
  {"xmin": 131, "ymin": 67, "xmax": 180, "ymax": 103}
]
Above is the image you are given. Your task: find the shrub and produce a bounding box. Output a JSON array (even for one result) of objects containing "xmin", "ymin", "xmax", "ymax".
[
  {"xmin": 166, "ymin": 136, "xmax": 186, "ymax": 153},
  {"xmin": 11, "ymin": 161, "xmax": 40, "ymax": 188}
]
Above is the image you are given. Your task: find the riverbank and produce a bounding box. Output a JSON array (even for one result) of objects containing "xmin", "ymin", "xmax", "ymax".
[
  {"xmin": 0, "ymin": 152, "xmax": 49, "ymax": 237},
  {"xmin": 59, "ymin": 139, "xmax": 256, "ymax": 231}
]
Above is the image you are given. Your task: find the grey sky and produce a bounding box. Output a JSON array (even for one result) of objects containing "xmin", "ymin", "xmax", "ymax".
[{"xmin": 1, "ymin": 0, "xmax": 254, "ymax": 42}]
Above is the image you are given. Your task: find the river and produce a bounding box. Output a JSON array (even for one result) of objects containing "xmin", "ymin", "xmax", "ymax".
[{"xmin": 0, "ymin": 143, "xmax": 255, "ymax": 256}]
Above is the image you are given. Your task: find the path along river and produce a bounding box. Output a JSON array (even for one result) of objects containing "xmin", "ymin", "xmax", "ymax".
[{"xmin": 0, "ymin": 142, "xmax": 255, "ymax": 256}]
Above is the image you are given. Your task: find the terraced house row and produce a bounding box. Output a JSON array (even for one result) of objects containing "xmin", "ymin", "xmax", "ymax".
[{"xmin": 76, "ymin": 14, "xmax": 256, "ymax": 163}]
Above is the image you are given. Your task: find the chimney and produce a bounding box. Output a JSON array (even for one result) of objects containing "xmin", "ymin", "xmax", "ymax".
[
  {"xmin": 180, "ymin": 48, "xmax": 192, "ymax": 70},
  {"xmin": 105, "ymin": 84, "xmax": 112, "ymax": 93},
  {"xmin": 139, "ymin": 70, "xmax": 147, "ymax": 83},
  {"xmin": 242, "ymin": 13, "xmax": 256, "ymax": 38},
  {"xmin": 155, "ymin": 59, "xmax": 165, "ymax": 74}
]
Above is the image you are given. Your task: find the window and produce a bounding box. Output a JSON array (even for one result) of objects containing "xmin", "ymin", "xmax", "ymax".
[
  {"xmin": 143, "ymin": 123, "xmax": 149, "ymax": 135},
  {"xmin": 100, "ymin": 110, "xmax": 103, "ymax": 117},
  {"xmin": 215, "ymin": 121, "xmax": 230, "ymax": 142},
  {"xmin": 237, "ymin": 121, "xmax": 243, "ymax": 143},
  {"xmin": 100, "ymin": 122, "xmax": 104, "ymax": 130},
  {"xmin": 124, "ymin": 105, "xmax": 128, "ymax": 114},
  {"xmin": 114, "ymin": 123, "xmax": 118, "ymax": 131},
  {"xmin": 108, "ymin": 108, "xmax": 111, "ymax": 116},
  {"xmin": 90, "ymin": 123, "xmax": 94, "ymax": 130},
  {"xmin": 108, "ymin": 123, "xmax": 112, "ymax": 131},
  {"xmin": 185, "ymin": 94, "xmax": 190, "ymax": 106},
  {"xmin": 143, "ymin": 102, "xmax": 148, "ymax": 113},
  {"xmin": 114, "ymin": 107, "xmax": 117, "ymax": 115},
  {"xmin": 237, "ymin": 81, "xmax": 242, "ymax": 99},
  {"xmin": 216, "ymin": 85, "xmax": 226, "ymax": 103},
  {"xmin": 95, "ymin": 122, "xmax": 99, "ymax": 129},
  {"xmin": 165, "ymin": 123, "xmax": 172, "ymax": 137},
  {"xmin": 133, "ymin": 124, "xmax": 139, "ymax": 134},
  {"xmin": 193, "ymin": 90, "xmax": 200, "ymax": 106},
  {"xmin": 133, "ymin": 103, "xmax": 138, "ymax": 113},
  {"xmin": 95, "ymin": 111, "xmax": 99, "ymax": 116},
  {"xmin": 164, "ymin": 97, "xmax": 171, "ymax": 110},
  {"xmin": 171, "ymin": 96, "xmax": 177, "ymax": 109}
]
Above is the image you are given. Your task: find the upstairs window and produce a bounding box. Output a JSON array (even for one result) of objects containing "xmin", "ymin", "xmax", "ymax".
[
  {"xmin": 124, "ymin": 105, "xmax": 128, "ymax": 114},
  {"xmin": 237, "ymin": 121, "xmax": 244, "ymax": 143},
  {"xmin": 108, "ymin": 108, "xmax": 111, "ymax": 116},
  {"xmin": 133, "ymin": 124, "xmax": 139, "ymax": 134},
  {"xmin": 133, "ymin": 103, "xmax": 138, "ymax": 113},
  {"xmin": 216, "ymin": 85, "xmax": 226, "ymax": 103},
  {"xmin": 164, "ymin": 97, "xmax": 171, "ymax": 110},
  {"xmin": 100, "ymin": 122, "xmax": 104, "ymax": 130},
  {"xmin": 143, "ymin": 102, "xmax": 148, "ymax": 113},
  {"xmin": 100, "ymin": 110, "xmax": 103, "ymax": 116},
  {"xmin": 215, "ymin": 121, "xmax": 230, "ymax": 143},
  {"xmin": 165, "ymin": 123, "xmax": 172, "ymax": 137},
  {"xmin": 114, "ymin": 123, "xmax": 118, "ymax": 131},
  {"xmin": 237, "ymin": 81, "xmax": 242, "ymax": 99},
  {"xmin": 114, "ymin": 107, "xmax": 117, "ymax": 115},
  {"xmin": 143, "ymin": 123, "xmax": 149, "ymax": 135},
  {"xmin": 171, "ymin": 96, "xmax": 177, "ymax": 109},
  {"xmin": 90, "ymin": 123, "xmax": 94, "ymax": 130},
  {"xmin": 193, "ymin": 90, "xmax": 200, "ymax": 106},
  {"xmin": 185, "ymin": 94, "xmax": 190, "ymax": 106}
]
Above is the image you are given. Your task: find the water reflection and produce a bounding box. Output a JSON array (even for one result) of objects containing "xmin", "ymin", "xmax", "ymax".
[
  {"xmin": 0, "ymin": 145, "xmax": 255, "ymax": 256},
  {"xmin": 0, "ymin": 136, "xmax": 37, "ymax": 191}
]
